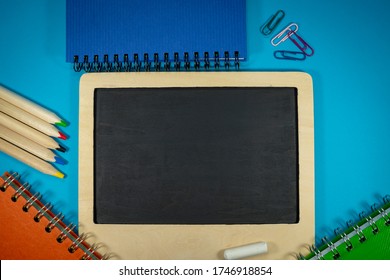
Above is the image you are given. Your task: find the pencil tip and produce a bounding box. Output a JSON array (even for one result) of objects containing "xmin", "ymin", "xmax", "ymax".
[
  {"xmin": 56, "ymin": 144, "xmax": 67, "ymax": 153},
  {"xmin": 56, "ymin": 120, "xmax": 68, "ymax": 127},
  {"xmin": 58, "ymin": 132, "xmax": 67, "ymax": 140},
  {"xmin": 54, "ymin": 156, "xmax": 66, "ymax": 165},
  {"xmin": 54, "ymin": 171, "xmax": 65, "ymax": 179}
]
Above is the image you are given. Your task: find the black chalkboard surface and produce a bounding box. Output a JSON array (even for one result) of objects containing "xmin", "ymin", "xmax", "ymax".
[{"xmin": 94, "ymin": 87, "xmax": 298, "ymax": 224}]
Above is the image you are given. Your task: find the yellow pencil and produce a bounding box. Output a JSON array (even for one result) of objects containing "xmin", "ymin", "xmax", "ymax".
[
  {"xmin": 0, "ymin": 138, "xmax": 64, "ymax": 178},
  {"xmin": 0, "ymin": 98, "xmax": 67, "ymax": 140},
  {"xmin": 0, "ymin": 85, "xmax": 67, "ymax": 127},
  {"xmin": 0, "ymin": 112, "xmax": 66, "ymax": 152},
  {"xmin": 0, "ymin": 125, "xmax": 66, "ymax": 164}
]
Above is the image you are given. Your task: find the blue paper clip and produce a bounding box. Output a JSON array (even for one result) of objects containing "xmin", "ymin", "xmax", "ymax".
[
  {"xmin": 274, "ymin": 50, "xmax": 306, "ymax": 61},
  {"xmin": 260, "ymin": 10, "xmax": 285, "ymax": 36},
  {"xmin": 288, "ymin": 31, "xmax": 314, "ymax": 57},
  {"xmin": 271, "ymin": 23, "xmax": 298, "ymax": 46}
]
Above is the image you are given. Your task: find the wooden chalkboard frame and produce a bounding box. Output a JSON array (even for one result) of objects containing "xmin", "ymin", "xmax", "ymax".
[{"xmin": 79, "ymin": 72, "xmax": 314, "ymax": 259}]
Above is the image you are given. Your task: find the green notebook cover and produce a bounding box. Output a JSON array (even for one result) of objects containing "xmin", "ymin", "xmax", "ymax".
[{"xmin": 302, "ymin": 196, "xmax": 390, "ymax": 260}]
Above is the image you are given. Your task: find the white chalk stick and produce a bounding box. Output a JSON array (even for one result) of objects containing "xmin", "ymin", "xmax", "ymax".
[{"xmin": 224, "ymin": 242, "xmax": 268, "ymax": 260}]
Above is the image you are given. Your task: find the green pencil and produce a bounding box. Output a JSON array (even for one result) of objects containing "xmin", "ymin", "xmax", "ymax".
[{"xmin": 0, "ymin": 85, "xmax": 67, "ymax": 127}]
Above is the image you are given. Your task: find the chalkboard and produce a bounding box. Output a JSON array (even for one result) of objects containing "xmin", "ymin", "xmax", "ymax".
[{"xmin": 94, "ymin": 87, "xmax": 299, "ymax": 224}]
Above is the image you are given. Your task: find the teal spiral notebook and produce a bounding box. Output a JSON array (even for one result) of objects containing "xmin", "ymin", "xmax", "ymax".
[
  {"xmin": 66, "ymin": 0, "xmax": 247, "ymax": 72},
  {"xmin": 299, "ymin": 196, "xmax": 390, "ymax": 260}
]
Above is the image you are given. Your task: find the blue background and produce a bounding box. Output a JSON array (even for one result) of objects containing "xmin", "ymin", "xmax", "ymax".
[{"xmin": 0, "ymin": 0, "xmax": 389, "ymax": 249}]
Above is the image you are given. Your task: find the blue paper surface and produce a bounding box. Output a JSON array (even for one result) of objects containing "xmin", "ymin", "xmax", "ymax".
[{"xmin": 66, "ymin": 0, "xmax": 247, "ymax": 63}]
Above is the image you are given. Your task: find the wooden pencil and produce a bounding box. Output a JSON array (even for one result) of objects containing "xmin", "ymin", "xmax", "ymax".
[
  {"xmin": 0, "ymin": 138, "xmax": 64, "ymax": 178},
  {"xmin": 0, "ymin": 98, "xmax": 67, "ymax": 139},
  {"xmin": 0, "ymin": 125, "xmax": 65, "ymax": 164},
  {"xmin": 0, "ymin": 112, "xmax": 66, "ymax": 152},
  {"xmin": 0, "ymin": 85, "xmax": 67, "ymax": 127}
]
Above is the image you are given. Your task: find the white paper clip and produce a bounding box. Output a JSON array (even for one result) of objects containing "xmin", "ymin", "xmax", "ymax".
[{"xmin": 271, "ymin": 23, "xmax": 299, "ymax": 46}]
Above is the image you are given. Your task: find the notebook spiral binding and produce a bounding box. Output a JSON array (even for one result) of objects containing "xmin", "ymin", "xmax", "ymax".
[
  {"xmin": 295, "ymin": 195, "xmax": 390, "ymax": 260},
  {"xmin": 73, "ymin": 51, "xmax": 241, "ymax": 72},
  {"xmin": 0, "ymin": 171, "xmax": 110, "ymax": 260}
]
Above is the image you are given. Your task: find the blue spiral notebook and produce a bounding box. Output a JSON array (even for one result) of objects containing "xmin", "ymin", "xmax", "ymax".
[{"xmin": 66, "ymin": 0, "xmax": 247, "ymax": 71}]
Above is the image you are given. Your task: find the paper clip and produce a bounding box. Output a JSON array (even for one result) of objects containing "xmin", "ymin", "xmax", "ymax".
[
  {"xmin": 274, "ymin": 50, "xmax": 306, "ymax": 61},
  {"xmin": 288, "ymin": 31, "xmax": 314, "ymax": 57},
  {"xmin": 260, "ymin": 10, "xmax": 285, "ymax": 36},
  {"xmin": 271, "ymin": 23, "xmax": 298, "ymax": 46}
]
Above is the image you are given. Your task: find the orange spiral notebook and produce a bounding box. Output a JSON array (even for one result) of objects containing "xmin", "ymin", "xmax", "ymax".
[{"xmin": 0, "ymin": 171, "xmax": 106, "ymax": 260}]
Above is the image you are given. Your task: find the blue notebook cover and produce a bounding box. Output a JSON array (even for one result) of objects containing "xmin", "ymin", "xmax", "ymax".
[{"xmin": 66, "ymin": 0, "xmax": 247, "ymax": 66}]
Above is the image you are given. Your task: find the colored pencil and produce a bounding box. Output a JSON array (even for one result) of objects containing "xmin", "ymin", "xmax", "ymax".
[
  {"xmin": 0, "ymin": 98, "xmax": 67, "ymax": 139},
  {"xmin": 0, "ymin": 85, "xmax": 67, "ymax": 127},
  {"xmin": 0, "ymin": 112, "xmax": 66, "ymax": 152},
  {"xmin": 0, "ymin": 138, "xmax": 64, "ymax": 179},
  {"xmin": 0, "ymin": 125, "xmax": 65, "ymax": 164}
]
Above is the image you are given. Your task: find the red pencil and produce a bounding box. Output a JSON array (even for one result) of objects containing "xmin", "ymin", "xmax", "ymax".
[{"xmin": 0, "ymin": 99, "xmax": 67, "ymax": 139}]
